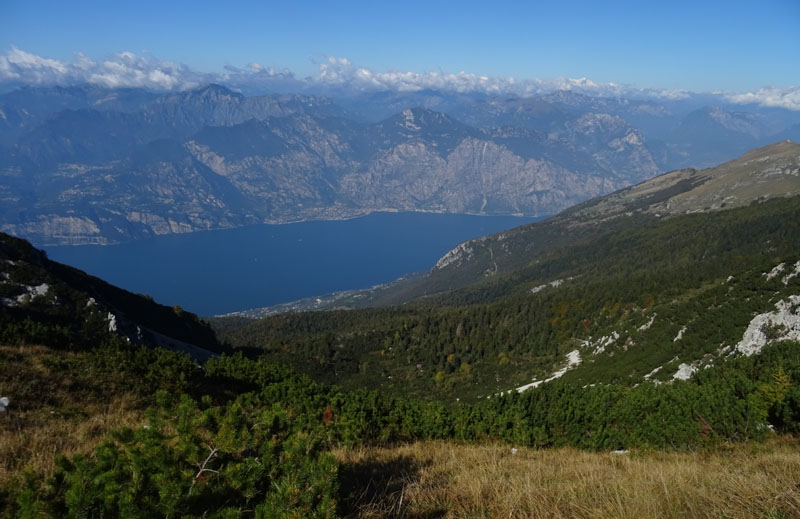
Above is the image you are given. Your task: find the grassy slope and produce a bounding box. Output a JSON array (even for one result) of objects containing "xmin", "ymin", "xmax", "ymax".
[
  {"xmin": 337, "ymin": 439, "xmax": 800, "ymax": 519},
  {"xmin": 0, "ymin": 345, "xmax": 147, "ymax": 489}
]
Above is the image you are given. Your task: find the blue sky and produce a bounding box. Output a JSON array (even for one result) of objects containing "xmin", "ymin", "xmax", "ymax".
[{"xmin": 1, "ymin": 0, "xmax": 798, "ymax": 93}]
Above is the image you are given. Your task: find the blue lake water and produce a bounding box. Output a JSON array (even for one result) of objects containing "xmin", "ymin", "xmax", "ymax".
[{"xmin": 45, "ymin": 212, "xmax": 539, "ymax": 316}]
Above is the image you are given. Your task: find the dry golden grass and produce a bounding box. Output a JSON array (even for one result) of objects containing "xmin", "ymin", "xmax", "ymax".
[
  {"xmin": 336, "ymin": 439, "xmax": 800, "ymax": 519},
  {"xmin": 0, "ymin": 345, "xmax": 145, "ymax": 486}
]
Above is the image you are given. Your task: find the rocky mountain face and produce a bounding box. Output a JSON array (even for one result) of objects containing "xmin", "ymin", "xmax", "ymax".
[{"xmin": 1, "ymin": 84, "xmax": 798, "ymax": 245}]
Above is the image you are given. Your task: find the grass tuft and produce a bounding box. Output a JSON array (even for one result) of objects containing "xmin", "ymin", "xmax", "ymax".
[
  {"xmin": 0, "ymin": 345, "xmax": 145, "ymax": 487},
  {"xmin": 336, "ymin": 439, "xmax": 800, "ymax": 518}
]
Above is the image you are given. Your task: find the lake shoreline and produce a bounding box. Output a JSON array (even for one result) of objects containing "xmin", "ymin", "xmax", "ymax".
[{"xmin": 46, "ymin": 212, "xmax": 542, "ymax": 316}]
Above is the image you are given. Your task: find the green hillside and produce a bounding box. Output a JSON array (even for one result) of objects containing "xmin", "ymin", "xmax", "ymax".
[
  {"xmin": 220, "ymin": 193, "xmax": 800, "ymax": 402},
  {"xmin": 0, "ymin": 231, "xmax": 223, "ymax": 358}
]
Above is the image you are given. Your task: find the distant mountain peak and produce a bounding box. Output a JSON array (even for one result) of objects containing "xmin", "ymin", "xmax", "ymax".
[
  {"xmin": 401, "ymin": 108, "xmax": 423, "ymax": 131},
  {"xmin": 398, "ymin": 107, "xmax": 455, "ymax": 129},
  {"xmin": 160, "ymin": 83, "xmax": 244, "ymax": 105},
  {"xmin": 381, "ymin": 106, "xmax": 464, "ymax": 132},
  {"xmin": 195, "ymin": 83, "xmax": 240, "ymax": 95},
  {"xmin": 683, "ymin": 105, "xmax": 764, "ymax": 136}
]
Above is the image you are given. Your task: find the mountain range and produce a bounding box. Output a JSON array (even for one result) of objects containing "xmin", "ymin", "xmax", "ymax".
[{"xmin": 2, "ymin": 84, "xmax": 799, "ymax": 245}]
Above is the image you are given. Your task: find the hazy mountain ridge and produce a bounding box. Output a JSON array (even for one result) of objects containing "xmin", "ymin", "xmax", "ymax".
[{"xmin": 2, "ymin": 84, "xmax": 799, "ymax": 245}]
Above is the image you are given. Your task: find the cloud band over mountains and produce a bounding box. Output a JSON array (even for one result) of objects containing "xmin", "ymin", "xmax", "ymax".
[{"xmin": 1, "ymin": 46, "xmax": 798, "ymax": 110}]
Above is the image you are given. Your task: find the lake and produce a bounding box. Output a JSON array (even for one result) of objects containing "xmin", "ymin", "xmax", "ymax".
[{"xmin": 46, "ymin": 212, "xmax": 539, "ymax": 316}]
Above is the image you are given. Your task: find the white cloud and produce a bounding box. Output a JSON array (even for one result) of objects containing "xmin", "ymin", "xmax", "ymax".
[
  {"xmin": 86, "ymin": 52, "xmax": 200, "ymax": 90},
  {"xmin": 0, "ymin": 46, "xmax": 69, "ymax": 83},
  {"xmin": 312, "ymin": 54, "xmax": 530, "ymax": 94},
  {"xmin": 0, "ymin": 46, "xmax": 205, "ymax": 90},
  {"xmin": 726, "ymin": 86, "xmax": 800, "ymax": 111},
  {"xmin": 218, "ymin": 63, "xmax": 299, "ymax": 93},
  {"xmin": 306, "ymin": 55, "xmax": 693, "ymax": 100},
  {"xmin": 0, "ymin": 47, "xmax": 796, "ymax": 110}
]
